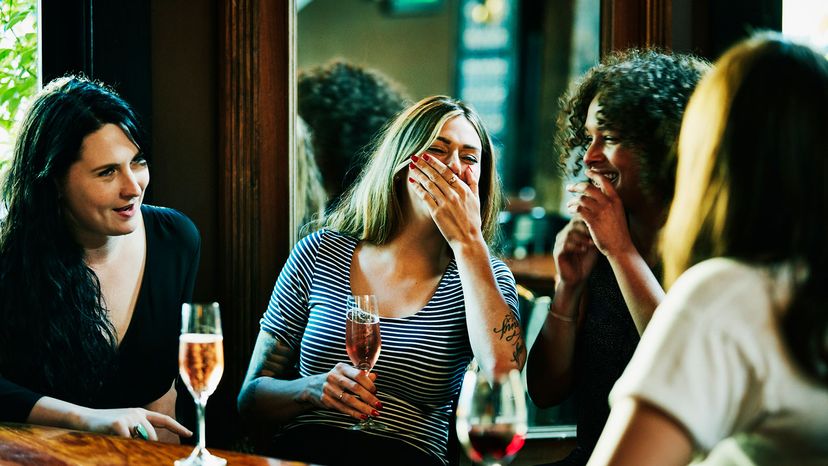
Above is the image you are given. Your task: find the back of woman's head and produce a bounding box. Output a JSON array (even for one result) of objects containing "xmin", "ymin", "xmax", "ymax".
[
  {"xmin": 325, "ymin": 95, "xmax": 502, "ymax": 246},
  {"xmin": 0, "ymin": 75, "xmax": 143, "ymax": 401},
  {"xmin": 557, "ymin": 49, "xmax": 709, "ymax": 202},
  {"xmin": 664, "ymin": 33, "xmax": 828, "ymax": 383}
]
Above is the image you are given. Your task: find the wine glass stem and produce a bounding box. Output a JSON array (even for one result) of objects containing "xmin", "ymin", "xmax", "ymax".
[{"xmin": 195, "ymin": 399, "xmax": 207, "ymax": 454}]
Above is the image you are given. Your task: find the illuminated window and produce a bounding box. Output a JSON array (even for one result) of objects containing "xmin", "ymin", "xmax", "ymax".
[
  {"xmin": 0, "ymin": 0, "xmax": 38, "ymax": 166},
  {"xmin": 783, "ymin": 0, "xmax": 828, "ymax": 54}
]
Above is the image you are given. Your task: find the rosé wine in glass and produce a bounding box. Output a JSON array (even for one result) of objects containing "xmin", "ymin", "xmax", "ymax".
[
  {"xmin": 176, "ymin": 303, "xmax": 226, "ymax": 466},
  {"xmin": 345, "ymin": 295, "xmax": 388, "ymax": 431}
]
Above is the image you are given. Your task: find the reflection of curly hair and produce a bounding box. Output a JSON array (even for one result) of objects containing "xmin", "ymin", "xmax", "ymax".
[
  {"xmin": 556, "ymin": 49, "xmax": 709, "ymax": 203},
  {"xmin": 298, "ymin": 61, "xmax": 408, "ymax": 203}
]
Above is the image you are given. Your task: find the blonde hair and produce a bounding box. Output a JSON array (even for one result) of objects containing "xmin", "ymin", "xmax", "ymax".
[
  {"xmin": 325, "ymin": 95, "xmax": 502, "ymax": 245},
  {"xmin": 295, "ymin": 117, "xmax": 328, "ymax": 236},
  {"xmin": 660, "ymin": 52, "xmax": 743, "ymax": 286},
  {"xmin": 662, "ymin": 32, "xmax": 828, "ymax": 384}
]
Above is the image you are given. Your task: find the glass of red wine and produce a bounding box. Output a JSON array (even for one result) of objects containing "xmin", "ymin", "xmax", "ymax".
[
  {"xmin": 345, "ymin": 294, "xmax": 388, "ymax": 431},
  {"xmin": 456, "ymin": 368, "xmax": 528, "ymax": 466}
]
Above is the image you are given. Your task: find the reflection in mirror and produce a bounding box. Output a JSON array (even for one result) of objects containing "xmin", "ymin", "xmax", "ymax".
[
  {"xmin": 296, "ymin": 0, "xmax": 599, "ymax": 438},
  {"xmin": 297, "ymin": 61, "xmax": 408, "ymax": 212},
  {"xmin": 294, "ymin": 116, "xmax": 327, "ymax": 236}
]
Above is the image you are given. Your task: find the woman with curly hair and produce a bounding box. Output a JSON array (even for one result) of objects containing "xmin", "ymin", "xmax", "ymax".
[
  {"xmin": 591, "ymin": 33, "xmax": 828, "ymax": 466},
  {"xmin": 0, "ymin": 76, "xmax": 198, "ymax": 443},
  {"xmin": 526, "ymin": 50, "xmax": 709, "ymax": 465}
]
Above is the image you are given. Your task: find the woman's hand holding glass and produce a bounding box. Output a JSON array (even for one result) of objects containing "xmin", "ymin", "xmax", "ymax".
[
  {"xmin": 408, "ymin": 153, "xmax": 483, "ymax": 248},
  {"xmin": 313, "ymin": 362, "xmax": 381, "ymax": 421}
]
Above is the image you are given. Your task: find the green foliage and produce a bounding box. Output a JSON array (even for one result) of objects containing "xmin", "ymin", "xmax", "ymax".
[{"xmin": 0, "ymin": 0, "xmax": 38, "ymax": 168}]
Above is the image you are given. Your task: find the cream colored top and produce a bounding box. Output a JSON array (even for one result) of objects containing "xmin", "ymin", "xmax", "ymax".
[{"xmin": 610, "ymin": 258, "xmax": 828, "ymax": 465}]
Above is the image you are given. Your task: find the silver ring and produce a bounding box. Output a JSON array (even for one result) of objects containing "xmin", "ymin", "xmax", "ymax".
[
  {"xmin": 131, "ymin": 424, "xmax": 149, "ymax": 440},
  {"xmin": 448, "ymin": 175, "xmax": 458, "ymax": 185},
  {"xmin": 338, "ymin": 391, "xmax": 345, "ymax": 401}
]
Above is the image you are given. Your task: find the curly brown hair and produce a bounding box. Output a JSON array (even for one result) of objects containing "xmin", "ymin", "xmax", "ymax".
[
  {"xmin": 556, "ymin": 49, "xmax": 709, "ymax": 204},
  {"xmin": 298, "ymin": 61, "xmax": 409, "ymax": 204}
]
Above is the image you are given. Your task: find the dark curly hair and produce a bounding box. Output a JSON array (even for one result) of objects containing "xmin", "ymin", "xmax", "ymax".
[
  {"xmin": 556, "ymin": 49, "xmax": 709, "ymax": 204},
  {"xmin": 298, "ymin": 61, "xmax": 409, "ymax": 205}
]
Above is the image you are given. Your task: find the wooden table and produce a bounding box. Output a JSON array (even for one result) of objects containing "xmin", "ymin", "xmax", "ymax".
[
  {"xmin": 0, "ymin": 423, "xmax": 308, "ymax": 465},
  {"xmin": 504, "ymin": 255, "xmax": 556, "ymax": 297}
]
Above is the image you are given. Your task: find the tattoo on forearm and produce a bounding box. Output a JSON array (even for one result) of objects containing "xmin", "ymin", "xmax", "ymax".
[
  {"xmin": 511, "ymin": 339, "xmax": 525, "ymax": 364},
  {"xmin": 493, "ymin": 314, "xmax": 520, "ymax": 342},
  {"xmin": 493, "ymin": 314, "xmax": 525, "ymax": 364}
]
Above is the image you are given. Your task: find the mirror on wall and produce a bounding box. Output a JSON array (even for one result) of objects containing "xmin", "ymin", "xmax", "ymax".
[
  {"xmin": 296, "ymin": 0, "xmax": 599, "ymax": 253},
  {"xmin": 294, "ymin": 0, "xmax": 601, "ymax": 435}
]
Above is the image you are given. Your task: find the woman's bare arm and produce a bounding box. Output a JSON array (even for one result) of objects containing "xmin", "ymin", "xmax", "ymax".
[{"xmin": 588, "ymin": 397, "xmax": 693, "ymax": 466}]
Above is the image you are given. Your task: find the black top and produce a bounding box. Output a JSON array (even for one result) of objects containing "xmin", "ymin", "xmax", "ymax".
[
  {"xmin": 549, "ymin": 257, "xmax": 642, "ymax": 466},
  {"xmin": 0, "ymin": 205, "xmax": 200, "ymax": 421}
]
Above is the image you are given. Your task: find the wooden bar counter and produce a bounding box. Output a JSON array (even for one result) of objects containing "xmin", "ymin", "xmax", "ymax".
[{"xmin": 0, "ymin": 423, "xmax": 307, "ymax": 465}]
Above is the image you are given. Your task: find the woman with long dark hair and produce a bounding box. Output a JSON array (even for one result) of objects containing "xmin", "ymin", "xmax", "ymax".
[
  {"xmin": 590, "ymin": 33, "xmax": 828, "ymax": 465},
  {"xmin": 0, "ymin": 76, "xmax": 198, "ymax": 443}
]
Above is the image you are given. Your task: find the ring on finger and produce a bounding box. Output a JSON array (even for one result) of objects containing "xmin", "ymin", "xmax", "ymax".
[
  {"xmin": 338, "ymin": 391, "xmax": 346, "ymax": 401},
  {"xmin": 131, "ymin": 424, "xmax": 149, "ymax": 440},
  {"xmin": 448, "ymin": 175, "xmax": 458, "ymax": 185}
]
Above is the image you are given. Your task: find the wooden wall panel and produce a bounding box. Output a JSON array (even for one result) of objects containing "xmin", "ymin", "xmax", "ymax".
[
  {"xmin": 216, "ymin": 0, "xmax": 292, "ymax": 446},
  {"xmin": 601, "ymin": 0, "xmax": 672, "ymax": 54}
]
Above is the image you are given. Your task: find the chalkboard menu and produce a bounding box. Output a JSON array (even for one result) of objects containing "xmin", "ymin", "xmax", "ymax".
[{"xmin": 455, "ymin": 0, "xmax": 518, "ymax": 186}]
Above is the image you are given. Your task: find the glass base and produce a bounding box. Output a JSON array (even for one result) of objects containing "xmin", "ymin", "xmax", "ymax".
[
  {"xmin": 174, "ymin": 448, "xmax": 227, "ymax": 466},
  {"xmin": 349, "ymin": 417, "xmax": 391, "ymax": 431}
]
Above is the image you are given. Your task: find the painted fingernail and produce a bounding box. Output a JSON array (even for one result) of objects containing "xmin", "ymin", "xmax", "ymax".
[
  {"xmin": 409, "ymin": 162, "xmax": 416, "ymax": 169},
  {"xmin": 422, "ymin": 153, "xmax": 430, "ymax": 161},
  {"xmin": 375, "ymin": 401, "xmax": 383, "ymax": 409},
  {"xmin": 361, "ymin": 414, "xmax": 369, "ymax": 420},
  {"xmin": 408, "ymin": 177, "xmax": 415, "ymax": 183},
  {"xmin": 411, "ymin": 154, "xmax": 419, "ymax": 163},
  {"xmin": 372, "ymin": 410, "xmax": 380, "ymax": 417}
]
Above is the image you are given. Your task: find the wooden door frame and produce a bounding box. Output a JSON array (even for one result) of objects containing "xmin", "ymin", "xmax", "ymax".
[
  {"xmin": 217, "ymin": 0, "xmax": 294, "ymax": 411},
  {"xmin": 601, "ymin": 0, "xmax": 672, "ymax": 54}
]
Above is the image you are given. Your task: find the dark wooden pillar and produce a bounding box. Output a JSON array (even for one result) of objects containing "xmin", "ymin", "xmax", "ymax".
[
  {"xmin": 215, "ymin": 0, "xmax": 292, "ymax": 446},
  {"xmin": 601, "ymin": 0, "xmax": 672, "ymax": 54}
]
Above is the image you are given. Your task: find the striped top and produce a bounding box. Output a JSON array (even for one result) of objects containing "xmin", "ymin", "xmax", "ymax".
[{"xmin": 261, "ymin": 229, "xmax": 520, "ymax": 465}]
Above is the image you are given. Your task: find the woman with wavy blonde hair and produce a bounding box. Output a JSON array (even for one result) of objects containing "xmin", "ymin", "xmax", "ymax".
[{"xmin": 239, "ymin": 96, "xmax": 523, "ymax": 466}]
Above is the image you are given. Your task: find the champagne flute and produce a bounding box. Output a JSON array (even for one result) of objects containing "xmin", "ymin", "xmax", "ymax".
[
  {"xmin": 456, "ymin": 369, "xmax": 528, "ymax": 466},
  {"xmin": 176, "ymin": 303, "xmax": 226, "ymax": 466},
  {"xmin": 345, "ymin": 294, "xmax": 388, "ymax": 431}
]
